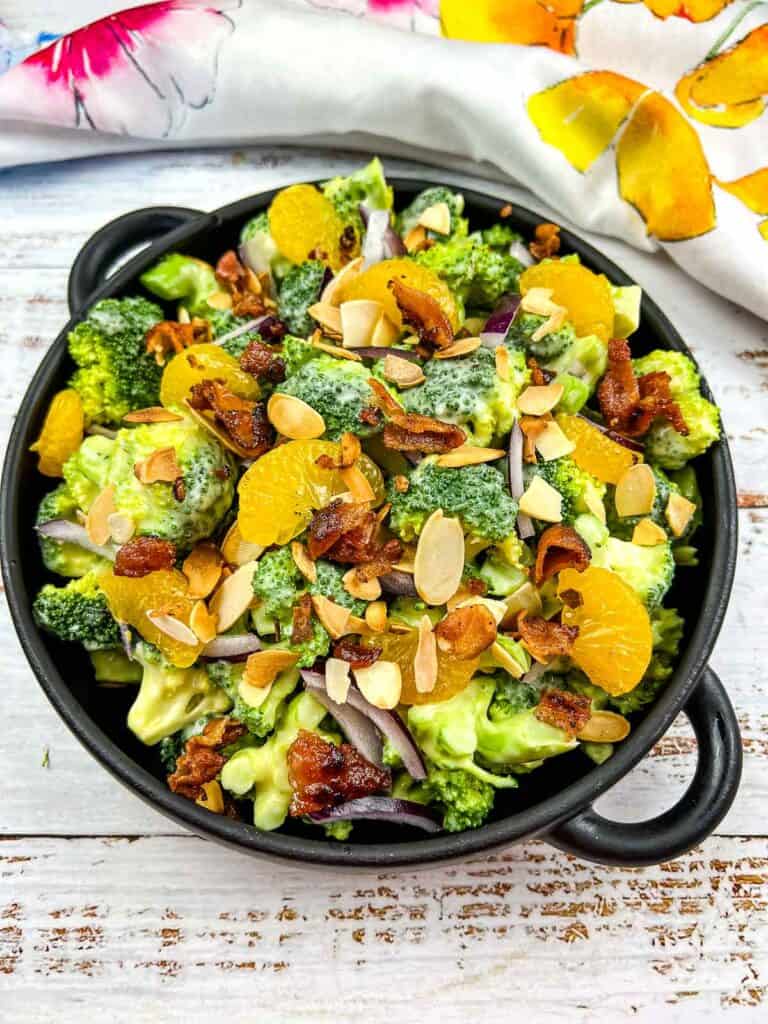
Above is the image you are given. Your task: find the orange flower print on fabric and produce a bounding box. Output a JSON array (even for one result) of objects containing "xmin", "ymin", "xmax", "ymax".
[
  {"xmin": 611, "ymin": 0, "xmax": 733, "ymax": 23},
  {"xmin": 528, "ymin": 72, "xmax": 715, "ymax": 241},
  {"xmin": 675, "ymin": 26, "xmax": 768, "ymax": 128},
  {"xmin": 715, "ymin": 169, "xmax": 768, "ymax": 241},
  {"xmin": 441, "ymin": 0, "xmax": 583, "ymax": 56}
]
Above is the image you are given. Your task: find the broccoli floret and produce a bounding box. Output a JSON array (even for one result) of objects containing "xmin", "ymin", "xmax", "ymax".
[
  {"xmin": 402, "ymin": 345, "xmax": 528, "ymax": 446},
  {"xmin": 140, "ymin": 253, "xmax": 217, "ymax": 311},
  {"xmin": 542, "ymin": 333, "xmax": 608, "ymax": 413},
  {"xmin": 477, "ymin": 533, "xmax": 531, "ymax": 597},
  {"xmin": 477, "ymin": 633, "xmax": 532, "ymax": 679},
  {"xmin": 251, "ymin": 546, "xmax": 303, "ymax": 622},
  {"xmin": 278, "ymin": 260, "xmax": 327, "ymax": 336},
  {"xmin": 487, "ymin": 674, "xmax": 540, "ymax": 718},
  {"xmin": 582, "ymin": 742, "xmax": 614, "ymax": 765},
  {"xmin": 33, "ymin": 571, "xmax": 121, "ymax": 651},
  {"xmin": 505, "ymin": 310, "xmax": 576, "ymax": 362},
  {"xmin": 240, "ymin": 211, "xmax": 292, "ymax": 282},
  {"xmin": 68, "ymin": 298, "xmax": 164, "ymax": 425},
  {"xmin": 633, "ymin": 350, "xmax": 701, "ymax": 394},
  {"xmin": 606, "ymin": 466, "xmax": 679, "ymax": 541},
  {"xmin": 397, "ymin": 186, "xmax": 468, "ymax": 242},
  {"xmin": 481, "ymin": 223, "xmax": 523, "ymax": 250},
  {"xmin": 36, "ymin": 482, "xmax": 108, "ymax": 578},
  {"xmin": 524, "ymin": 456, "xmax": 606, "ymax": 526},
  {"xmin": 206, "ymin": 660, "xmax": 299, "ymax": 738},
  {"xmin": 425, "ymin": 765, "xmax": 495, "ymax": 832},
  {"xmin": 388, "ymin": 598, "xmax": 442, "ymax": 630},
  {"xmin": 579, "ymin": 515, "xmax": 674, "ymax": 609},
  {"xmin": 414, "ymin": 236, "xmax": 523, "ymax": 310},
  {"xmin": 322, "ymin": 157, "xmax": 394, "ymax": 243},
  {"xmin": 323, "ymin": 820, "xmax": 354, "ymax": 841},
  {"xmin": 388, "ymin": 459, "xmax": 518, "ymax": 542},
  {"xmin": 89, "ymin": 649, "xmax": 142, "ymax": 683},
  {"xmin": 608, "ymin": 607, "xmax": 684, "ymax": 715}
]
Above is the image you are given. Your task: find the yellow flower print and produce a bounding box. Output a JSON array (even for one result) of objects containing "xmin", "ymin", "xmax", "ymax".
[
  {"xmin": 675, "ymin": 25, "xmax": 768, "ymax": 128},
  {"xmin": 715, "ymin": 169, "xmax": 768, "ymax": 240},
  {"xmin": 612, "ymin": 0, "xmax": 734, "ymax": 23},
  {"xmin": 441, "ymin": 0, "xmax": 584, "ymax": 56}
]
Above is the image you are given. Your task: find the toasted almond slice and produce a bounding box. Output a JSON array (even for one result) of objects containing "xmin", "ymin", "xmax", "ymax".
[
  {"xmin": 370, "ymin": 314, "xmax": 399, "ymax": 349},
  {"xmin": 585, "ymin": 490, "xmax": 607, "ymax": 525},
  {"xmin": 107, "ymin": 511, "xmax": 135, "ymax": 545},
  {"xmin": 207, "ymin": 290, "xmax": 233, "ymax": 311},
  {"xmin": 382, "ymin": 353, "xmax": 425, "ymax": 390},
  {"xmin": 134, "ymin": 446, "xmax": 182, "ymax": 485},
  {"xmin": 189, "ymin": 600, "xmax": 218, "ymax": 643},
  {"xmin": 183, "ymin": 542, "xmax": 223, "ymax": 599},
  {"xmin": 519, "ymin": 476, "xmax": 563, "ymax": 523},
  {"xmin": 456, "ymin": 595, "xmax": 508, "ymax": 626},
  {"xmin": 414, "ymin": 509, "xmax": 464, "ymax": 606},
  {"xmin": 501, "ymin": 582, "xmax": 542, "ymax": 626},
  {"xmin": 340, "ymin": 464, "xmax": 375, "ymax": 503},
  {"xmin": 196, "ymin": 779, "xmax": 225, "ymax": 813},
  {"xmin": 239, "ymin": 676, "xmax": 274, "ymax": 709},
  {"xmin": 364, "ymin": 600, "xmax": 388, "ymax": 634},
  {"xmin": 308, "ymin": 301, "xmax": 343, "ymax": 338},
  {"xmin": 340, "ymin": 300, "xmax": 382, "ymax": 349},
  {"xmin": 433, "ymin": 337, "xmax": 481, "ymax": 360},
  {"xmin": 320, "ymin": 256, "xmax": 363, "ymax": 306},
  {"xmin": 290, "ymin": 540, "xmax": 317, "ymax": 584},
  {"xmin": 665, "ymin": 492, "xmax": 697, "ymax": 538},
  {"xmin": 343, "ymin": 567, "xmax": 381, "ymax": 602},
  {"xmin": 311, "ymin": 336, "xmax": 362, "ymax": 361},
  {"xmin": 517, "ymin": 383, "xmax": 565, "ymax": 416},
  {"xmin": 338, "ymin": 432, "xmax": 362, "ymax": 468},
  {"xmin": 177, "ymin": 306, "xmax": 191, "ymax": 324},
  {"xmin": 353, "ymin": 660, "xmax": 402, "ymax": 710},
  {"xmin": 403, "ymin": 225, "xmax": 429, "ymax": 254},
  {"xmin": 417, "ymin": 201, "xmax": 451, "ymax": 236},
  {"xmin": 244, "ymin": 649, "xmax": 299, "ymax": 688},
  {"xmin": 325, "ymin": 657, "xmax": 352, "ymax": 704},
  {"xmin": 311, "ymin": 594, "xmax": 352, "ymax": 639},
  {"xmin": 531, "ymin": 307, "xmax": 566, "ymax": 344},
  {"xmin": 534, "ymin": 420, "xmax": 576, "ymax": 462},
  {"xmin": 208, "ymin": 559, "xmax": 259, "ymax": 633},
  {"xmin": 436, "ymin": 445, "xmax": 505, "ymax": 468},
  {"xmin": 146, "ymin": 610, "xmax": 199, "ymax": 647},
  {"xmin": 633, "ymin": 518, "xmax": 668, "ymax": 546},
  {"xmin": 86, "ymin": 485, "xmax": 116, "ymax": 546},
  {"xmin": 123, "ymin": 407, "xmax": 184, "ymax": 424},
  {"xmin": 221, "ymin": 521, "xmax": 264, "ymax": 567},
  {"xmin": 267, "ymin": 393, "xmax": 326, "ymax": 440},
  {"xmin": 520, "ymin": 287, "xmax": 557, "ymax": 317},
  {"xmin": 577, "ymin": 710, "xmax": 630, "ymax": 743},
  {"xmin": 495, "ymin": 346, "xmax": 510, "ymax": 381},
  {"xmin": 615, "ymin": 464, "xmax": 657, "ymax": 518},
  {"xmin": 414, "ymin": 615, "xmax": 438, "ymax": 694},
  {"xmin": 490, "ymin": 640, "xmax": 525, "ymax": 679},
  {"xmin": 376, "ymin": 502, "xmax": 392, "ymax": 524},
  {"xmin": 389, "ymin": 620, "xmax": 414, "ymax": 634}
]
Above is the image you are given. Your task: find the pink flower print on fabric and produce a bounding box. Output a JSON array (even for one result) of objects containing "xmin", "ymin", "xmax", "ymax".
[{"xmin": 308, "ymin": 0, "xmax": 440, "ymax": 25}]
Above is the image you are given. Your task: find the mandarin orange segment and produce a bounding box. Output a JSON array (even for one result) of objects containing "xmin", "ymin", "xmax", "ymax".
[
  {"xmin": 520, "ymin": 261, "xmax": 614, "ymax": 341},
  {"xmin": 371, "ymin": 629, "xmax": 479, "ymax": 706},
  {"xmin": 99, "ymin": 569, "xmax": 203, "ymax": 668},
  {"xmin": 558, "ymin": 566, "xmax": 652, "ymax": 696},
  {"xmin": 557, "ymin": 413, "xmax": 640, "ymax": 485},
  {"xmin": 30, "ymin": 389, "xmax": 85, "ymax": 477},
  {"xmin": 268, "ymin": 184, "xmax": 349, "ymax": 271},
  {"xmin": 160, "ymin": 343, "xmax": 260, "ymax": 409},
  {"xmin": 338, "ymin": 258, "xmax": 460, "ymax": 331}
]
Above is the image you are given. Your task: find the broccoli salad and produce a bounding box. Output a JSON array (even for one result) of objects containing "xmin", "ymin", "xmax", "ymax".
[{"xmin": 30, "ymin": 158, "xmax": 721, "ymax": 839}]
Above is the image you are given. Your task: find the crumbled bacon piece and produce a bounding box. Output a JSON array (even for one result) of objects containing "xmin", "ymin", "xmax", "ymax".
[
  {"xmin": 353, "ymin": 540, "xmax": 403, "ymax": 582},
  {"xmin": 287, "ymin": 729, "xmax": 391, "ymax": 816},
  {"xmin": 435, "ymin": 605, "xmax": 497, "ymax": 659},
  {"xmin": 359, "ymin": 406, "xmax": 382, "ymax": 427},
  {"xmin": 535, "ymin": 689, "xmax": 591, "ymax": 736},
  {"xmin": 239, "ymin": 339, "xmax": 286, "ymax": 384},
  {"xmin": 291, "ymin": 593, "xmax": 314, "ymax": 645},
  {"xmin": 114, "ymin": 536, "xmax": 177, "ymax": 578},
  {"xmin": 517, "ymin": 614, "xmax": 579, "ymax": 662},
  {"xmin": 383, "ymin": 413, "xmax": 466, "ymax": 454},
  {"xmin": 168, "ymin": 717, "xmax": 247, "ymax": 800},
  {"xmin": 467, "ymin": 576, "xmax": 487, "ymax": 596},
  {"xmin": 215, "ymin": 250, "xmax": 269, "ymax": 318},
  {"xmin": 307, "ymin": 499, "xmax": 377, "ymax": 562},
  {"xmin": 389, "ymin": 278, "xmax": 454, "ymax": 350},
  {"xmin": 188, "ymin": 379, "xmax": 274, "ymax": 458},
  {"xmin": 332, "ymin": 637, "xmax": 382, "ymax": 669},
  {"xmin": 598, "ymin": 338, "xmax": 688, "ymax": 439},
  {"xmin": 534, "ymin": 525, "xmax": 591, "ymax": 585},
  {"xmin": 529, "ymin": 223, "xmax": 561, "ymax": 261},
  {"xmin": 145, "ymin": 319, "xmax": 211, "ymax": 366},
  {"xmin": 339, "ymin": 225, "xmax": 357, "ymax": 256},
  {"xmin": 527, "ymin": 357, "xmax": 554, "ymax": 387}
]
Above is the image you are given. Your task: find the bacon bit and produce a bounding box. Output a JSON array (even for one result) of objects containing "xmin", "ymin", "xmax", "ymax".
[
  {"xmin": 435, "ymin": 604, "xmax": 497, "ymax": 659},
  {"xmin": 393, "ymin": 474, "xmax": 409, "ymax": 494},
  {"xmin": 383, "ymin": 413, "xmax": 465, "ymax": 454},
  {"xmin": 173, "ymin": 477, "xmax": 186, "ymax": 502},
  {"xmin": 499, "ymin": 203, "xmax": 513, "ymax": 218},
  {"xmin": 518, "ymin": 614, "xmax": 579, "ymax": 663},
  {"xmin": 114, "ymin": 536, "xmax": 177, "ymax": 577},
  {"xmin": 559, "ymin": 588, "xmax": 583, "ymax": 609},
  {"xmin": 333, "ymin": 637, "xmax": 382, "ymax": 669},
  {"xmin": 145, "ymin": 319, "xmax": 211, "ymax": 366},
  {"xmin": 598, "ymin": 338, "xmax": 688, "ymax": 439},
  {"xmin": 314, "ymin": 432, "xmax": 361, "ymax": 471},
  {"xmin": 467, "ymin": 576, "xmax": 487, "ymax": 596},
  {"xmin": 287, "ymin": 729, "xmax": 391, "ymax": 816},
  {"xmin": 307, "ymin": 499, "xmax": 377, "ymax": 562},
  {"xmin": 188, "ymin": 379, "xmax": 274, "ymax": 458},
  {"xmin": 291, "ymin": 593, "xmax": 315, "ymax": 645},
  {"xmin": 339, "ymin": 225, "xmax": 357, "ymax": 257},
  {"xmin": 529, "ymin": 223, "xmax": 561, "ymax": 261},
  {"xmin": 239, "ymin": 340, "xmax": 286, "ymax": 384},
  {"xmin": 535, "ymin": 688, "xmax": 591, "ymax": 736},
  {"xmin": 534, "ymin": 525, "xmax": 591, "ymax": 585},
  {"xmin": 168, "ymin": 717, "xmax": 247, "ymax": 800},
  {"xmin": 527, "ymin": 357, "xmax": 554, "ymax": 387},
  {"xmin": 354, "ymin": 541, "xmax": 403, "ymax": 582},
  {"xmin": 368, "ymin": 378, "xmax": 405, "ymax": 417},
  {"xmin": 215, "ymin": 250, "xmax": 270, "ymax": 318},
  {"xmin": 389, "ymin": 278, "xmax": 454, "ymax": 350},
  {"xmin": 359, "ymin": 405, "xmax": 382, "ymax": 427}
]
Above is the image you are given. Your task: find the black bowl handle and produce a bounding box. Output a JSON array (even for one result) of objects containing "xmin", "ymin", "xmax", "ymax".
[
  {"xmin": 68, "ymin": 206, "xmax": 206, "ymax": 314},
  {"xmin": 549, "ymin": 667, "xmax": 742, "ymax": 867}
]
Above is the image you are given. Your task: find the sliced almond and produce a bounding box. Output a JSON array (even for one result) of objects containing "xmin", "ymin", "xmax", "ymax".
[
  {"xmin": 189, "ymin": 600, "xmax": 218, "ymax": 643},
  {"xmin": 490, "ymin": 640, "xmax": 525, "ymax": 679},
  {"xmin": 311, "ymin": 594, "xmax": 352, "ymax": 639},
  {"xmin": 291, "ymin": 541, "xmax": 317, "ymax": 584},
  {"xmin": 183, "ymin": 542, "xmax": 223, "ymax": 599},
  {"xmin": 577, "ymin": 710, "xmax": 630, "ymax": 743},
  {"xmin": 414, "ymin": 509, "xmax": 465, "ymax": 606},
  {"xmin": 585, "ymin": 490, "xmax": 607, "ymax": 525},
  {"xmin": 370, "ymin": 314, "xmax": 399, "ymax": 348},
  {"xmin": 392, "ymin": 548, "xmax": 416, "ymax": 574},
  {"xmin": 86, "ymin": 486, "xmax": 116, "ymax": 546},
  {"xmin": 221, "ymin": 521, "xmax": 264, "ymax": 567},
  {"xmin": 521, "ymin": 287, "xmax": 558, "ymax": 317},
  {"xmin": 123, "ymin": 407, "xmax": 184, "ymax": 424},
  {"xmin": 308, "ymin": 301, "xmax": 343, "ymax": 339},
  {"xmin": 519, "ymin": 476, "xmax": 563, "ymax": 523},
  {"xmin": 196, "ymin": 779, "xmax": 224, "ymax": 813},
  {"xmin": 615, "ymin": 464, "xmax": 656, "ymax": 518},
  {"xmin": 353, "ymin": 660, "xmax": 402, "ymax": 710},
  {"xmin": 320, "ymin": 256, "xmax": 363, "ymax": 306},
  {"xmin": 340, "ymin": 464, "xmax": 375, "ymax": 503},
  {"xmin": 414, "ymin": 615, "xmax": 438, "ymax": 694},
  {"xmin": 177, "ymin": 306, "xmax": 191, "ymax": 324},
  {"xmin": 403, "ymin": 225, "xmax": 429, "ymax": 254},
  {"xmin": 364, "ymin": 600, "xmax": 388, "ymax": 634},
  {"xmin": 339, "ymin": 432, "xmax": 362, "ymax": 468},
  {"xmin": 107, "ymin": 511, "xmax": 135, "ymax": 545},
  {"xmin": 534, "ymin": 420, "xmax": 576, "ymax": 462},
  {"xmin": 340, "ymin": 300, "xmax": 382, "ymax": 349},
  {"xmin": 456, "ymin": 595, "xmax": 508, "ymax": 626},
  {"xmin": 311, "ymin": 336, "xmax": 362, "ymax": 361},
  {"xmin": 665, "ymin": 493, "xmax": 696, "ymax": 538},
  {"xmin": 436, "ymin": 445, "xmax": 505, "ymax": 468},
  {"xmin": 501, "ymin": 582, "xmax": 543, "ymax": 625},
  {"xmin": 382, "ymin": 354, "xmax": 425, "ymax": 390},
  {"xmin": 134, "ymin": 447, "xmax": 182, "ymax": 485},
  {"xmin": 417, "ymin": 201, "xmax": 451, "ymax": 236},
  {"xmin": 244, "ymin": 649, "xmax": 299, "ymax": 688},
  {"xmin": 531, "ymin": 307, "xmax": 566, "ymax": 344},
  {"xmin": 633, "ymin": 518, "xmax": 668, "ymax": 546},
  {"xmin": 206, "ymin": 290, "xmax": 233, "ymax": 311},
  {"xmin": 433, "ymin": 337, "xmax": 481, "ymax": 360},
  {"xmin": 325, "ymin": 657, "xmax": 352, "ymax": 704},
  {"xmin": 208, "ymin": 559, "xmax": 260, "ymax": 633},
  {"xmin": 343, "ymin": 566, "xmax": 381, "ymax": 602},
  {"xmin": 146, "ymin": 610, "xmax": 199, "ymax": 647},
  {"xmin": 495, "ymin": 346, "xmax": 510, "ymax": 381},
  {"xmin": 267, "ymin": 393, "xmax": 326, "ymax": 440},
  {"xmin": 517, "ymin": 383, "xmax": 565, "ymax": 416},
  {"xmin": 239, "ymin": 676, "xmax": 274, "ymax": 710}
]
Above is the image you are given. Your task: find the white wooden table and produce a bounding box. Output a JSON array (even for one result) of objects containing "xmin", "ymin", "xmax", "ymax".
[{"xmin": 1, "ymin": 93, "xmax": 767, "ymax": 1024}]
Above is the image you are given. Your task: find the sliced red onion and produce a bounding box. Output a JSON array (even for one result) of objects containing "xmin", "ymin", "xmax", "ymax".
[
  {"xmin": 508, "ymin": 423, "xmax": 535, "ymax": 540},
  {"xmin": 378, "ymin": 570, "xmax": 418, "ymax": 598},
  {"xmin": 483, "ymin": 293, "xmax": 521, "ymax": 337},
  {"xmin": 352, "ymin": 346, "xmax": 421, "ymax": 363},
  {"xmin": 86, "ymin": 424, "xmax": 117, "ymax": 440},
  {"xmin": 510, "ymin": 240, "xmax": 534, "ymax": 267},
  {"xmin": 361, "ymin": 208, "xmax": 391, "ymax": 268},
  {"xmin": 202, "ymin": 633, "xmax": 262, "ymax": 659},
  {"xmin": 212, "ymin": 317, "xmax": 265, "ymax": 347},
  {"xmin": 359, "ymin": 203, "xmax": 406, "ymax": 258},
  {"xmin": 309, "ymin": 797, "xmax": 441, "ymax": 832},
  {"xmin": 305, "ymin": 683, "xmax": 383, "ymax": 767},
  {"xmin": 579, "ymin": 414, "xmax": 645, "ymax": 453},
  {"xmin": 480, "ymin": 331, "xmax": 507, "ymax": 350},
  {"xmin": 118, "ymin": 622, "xmax": 134, "ymax": 662},
  {"xmin": 404, "ymin": 451, "xmax": 423, "ymax": 467},
  {"xmin": 36, "ymin": 520, "xmax": 117, "ymax": 560}
]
